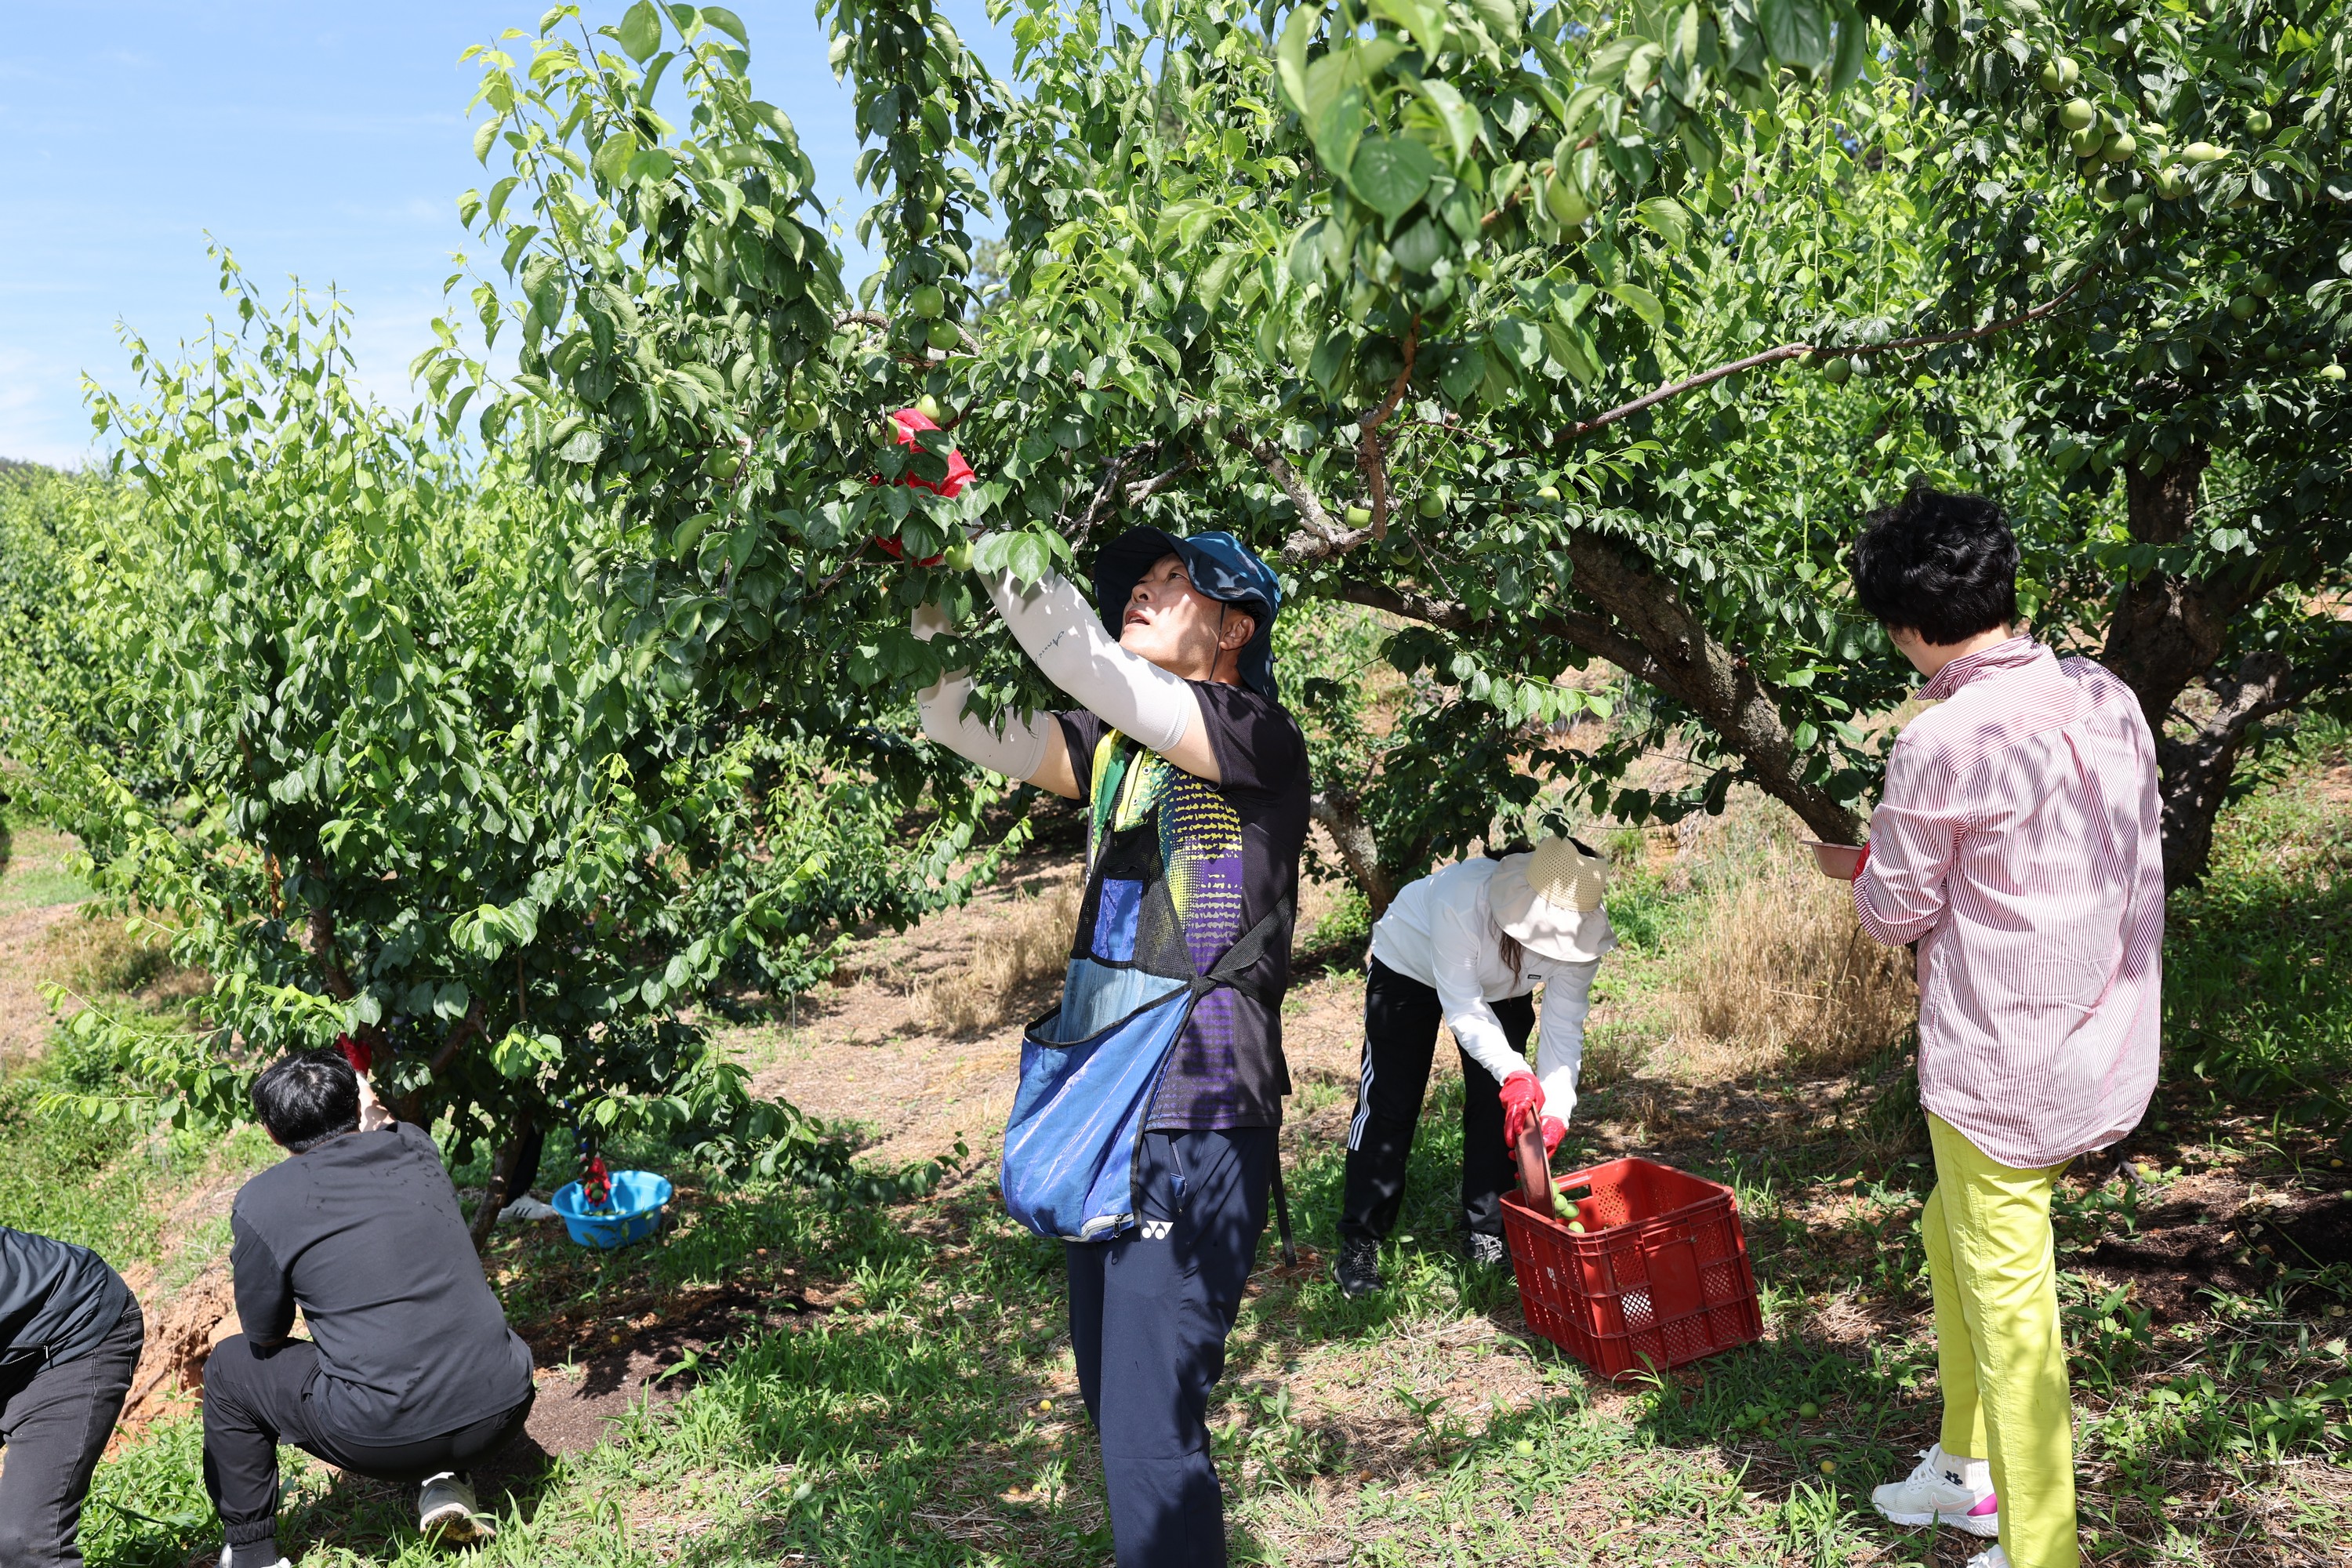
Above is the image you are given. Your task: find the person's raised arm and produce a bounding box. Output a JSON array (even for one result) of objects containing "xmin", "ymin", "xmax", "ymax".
[
  {"xmin": 911, "ymin": 603, "xmax": 1080, "ymax": 799},
  {"xmin": 1530, "ymin": 956, "xmax": 1599, "ymax": 1129},
  {"xmin": 977, "ymin": 568, "xmax": 1224, "ymax": 782},
  {"xmin": 1853, "ymin": 738, "xmax": 1963, "ymax": 946}
]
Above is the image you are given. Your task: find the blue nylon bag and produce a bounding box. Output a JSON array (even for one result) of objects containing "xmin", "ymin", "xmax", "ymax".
[{"xmin": 1000, "ymin": 910, "xmax": 1285, "ymax": 1243}]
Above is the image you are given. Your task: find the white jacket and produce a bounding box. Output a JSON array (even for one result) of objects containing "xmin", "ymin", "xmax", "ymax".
[{"xmin": 1368, "ymin": 858, "xmax": 1613, "ymax": 1122}]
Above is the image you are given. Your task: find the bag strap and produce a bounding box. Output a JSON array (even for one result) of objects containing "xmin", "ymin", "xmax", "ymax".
[{"xmin": 1189, "ymin": 896, "xmax": 1294, "ymax": 1008}]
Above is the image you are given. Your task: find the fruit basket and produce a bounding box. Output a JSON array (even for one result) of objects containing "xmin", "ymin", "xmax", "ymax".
[
  {"xmin": 1499, "ymin": 1156, "xmax": 1762, "ymax": 1380},
  {"xmin": 550, "ymin": 1169, "xmax": 673, "ymax": 1249}
]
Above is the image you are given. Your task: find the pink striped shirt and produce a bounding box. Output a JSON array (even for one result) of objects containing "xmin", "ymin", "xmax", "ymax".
[{"xmin": 1853, "ymin": 637, "xmax": 2164, "ymax": 1169}]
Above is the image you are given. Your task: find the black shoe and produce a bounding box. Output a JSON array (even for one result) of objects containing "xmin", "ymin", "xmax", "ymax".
[
  {"xmin": 1464, "ymin": 1231, "xmax": 1513, "ymax": 1273},
  {"xmin": 1332, "ymin": 1236, "xmax": 1383, "ymax": 1298}
]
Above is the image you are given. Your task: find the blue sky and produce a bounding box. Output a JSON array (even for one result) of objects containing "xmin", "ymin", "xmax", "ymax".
[{"xmin": 1, "ymin": 2, "xmax": 1016, "ymax": 466}]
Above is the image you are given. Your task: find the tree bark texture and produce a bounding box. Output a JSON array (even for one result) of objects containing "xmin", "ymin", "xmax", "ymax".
[
  {"xmin": 469, "ymin": 1106, "xmax": 539, "ymax": 1252},
  {"xmin": 1309, "ymin": 786, "xmax": 1396, "ymax": 916},
  {"xmin": 2096, "ymin": 447, "xmax": 2288, "ymax": 887}
]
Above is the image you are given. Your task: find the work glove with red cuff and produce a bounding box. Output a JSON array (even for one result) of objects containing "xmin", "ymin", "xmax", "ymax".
[{"xmin": 1499, "ymin": 1071, "xmax": 1543, "ymax": 1145}]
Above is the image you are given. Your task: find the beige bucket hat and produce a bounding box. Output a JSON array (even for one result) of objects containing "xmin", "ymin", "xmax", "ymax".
[{"xmin": 1488, "ymin": 835, "xmax": 1613, "ymax": 964}]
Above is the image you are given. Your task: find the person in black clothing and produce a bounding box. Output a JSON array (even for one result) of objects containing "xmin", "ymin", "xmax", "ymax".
[
  {"xmin": 915, "ymin": 527, "xmax": 1308, "ymax": 1567},
  {"xmin": 204, "ymin": 1050, "xmax": 535, "ymax": 1565},
  {"xmin": 1, "ymin": 1227, "xmax": 144, "ymax": 1567}
]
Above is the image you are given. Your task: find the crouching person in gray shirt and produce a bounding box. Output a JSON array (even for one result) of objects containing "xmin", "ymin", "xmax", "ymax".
[
  {"xmin": 1, "ymin": 1226, "xmax": 144, "ymax": 1567},
  {"xmin": 205, "ymin": 1050, "xmax": 535, "ymax": 1566}
]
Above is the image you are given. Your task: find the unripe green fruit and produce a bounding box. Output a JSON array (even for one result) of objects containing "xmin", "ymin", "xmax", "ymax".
[
  {"xmin": 2183, "ymin": 142, "xmax": 2226, "ymax": 163},
  {"xmin": 2154, "ymin": 169, "xmax": 2187, "ymax": 199},
  {"xmin": 2022, "ymin": 248, "xmax": 2048, "ymax": 272},
  {"xmin": 786, "ymin": 402, "xmax": 821, "ymax": 432},
  {"xmin": 2120, "ymin": 193, "xmax": 2151, "ymax": 218},
  {"xmin": 1345, "ymin": 505, "xmax": 1374, "ymax": 528},
  {"xmin": 2069, "ymin": 125, "xmax": 2105, "ymax": 158},
  {"xmin": 2104, "ymin": 132, "xmax": 2137, "ymax": 162},
  {"xmin": 2249, "ymin": 270, "xmax": 2278, "ymax": 298},
  {"xmin": 708, "ymin": 450, "xmax": 740, "ymax": 479},
  {"xmin": 2096, "ymin": 173, "xmax": 2131, "ymax": 204},
  {"xmin": 926, "ymin": 319, "xmax": 963, "ymax": 350},
  {"xmin": 1798, "ymin": 1401, "xmax": 1820, "ymax": 1418},
  {"xmin": 2320, "ymin": 362, "xmax": 2347, "ymax": 382},
  {"xmin": 1536, "ymin": 484, "xmax": 1563, "ymax": 502},
  {"xmin": 2230, "ymin": 293, "xmax": 2258, "ymax": 321},
  {"xmin": 2039, "ymin": 60, "xmax": 2066, "ymax": 93},
  {"xmin": 1417, "ymin": 491, "xmax": 1446, "ymax": 517},
  {"xmin": 1514, "ymin": 1439, "xmax": 1536, "ymax": 1457},
  {"xmin": 915, "ymin": 393, "xmax": 945, "ymax": 422},
  {"xmin": 2265, "ymin": 343, "xmax": 2288, "ymax": 363},
  {"xmin": 1544, "ymin": 178, "xmax": 1592, "ymax": 227},
  {"xmin": 909, "ymin": 285, "xmax": 946, "ymax": 320},
  {"xmin": 1820, "ymin": 354, "xmax": 1853, "ymax": 386},
  {"xmin": 2246, "ymin": 108, "xmax": 2273, "ymax": 136},
  {"xmin": 2060, "ymin": 98, "xmax": 2096, "ymax": 132},
  {"xmin": 1565, "ymin": 1219, "xmax": 1585, "ymax": 1233},
  {"xmin": 942, "ymin": 539, "xmax": 973, "ymax": 572}
]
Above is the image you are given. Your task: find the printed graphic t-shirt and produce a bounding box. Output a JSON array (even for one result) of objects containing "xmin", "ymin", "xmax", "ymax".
[{"xmin": 1055, "ymin": 681, "xmax": 1309, "ymax": 1129}]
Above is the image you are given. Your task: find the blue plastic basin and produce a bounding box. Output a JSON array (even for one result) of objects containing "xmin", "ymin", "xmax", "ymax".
[{"xmin": 550, "ymin": 1170, "xmax": 673, "ymax": 1249}]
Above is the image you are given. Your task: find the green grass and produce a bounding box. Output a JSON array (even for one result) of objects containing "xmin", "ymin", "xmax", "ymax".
[
  {"xmin": 0, "ymin": 819, "xmax": 94, "ymax": 915},
  {"xmin": 58, "ymin": 741, "xmax": 2352, "ymax": 1566}
]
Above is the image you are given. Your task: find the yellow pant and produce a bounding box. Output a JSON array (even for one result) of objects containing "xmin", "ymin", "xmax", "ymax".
[{"xmin": 1921, "ymin": 1112, "xmax": 2077, "ymax": 1568}]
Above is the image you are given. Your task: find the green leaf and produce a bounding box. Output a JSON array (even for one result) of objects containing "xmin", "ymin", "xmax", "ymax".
[
  {"xmin": 1607, "ymin": 283, "xmax": 1666, "ymax": 327},
  {"xmin": 1276, "ymin": 4, "xmax": 1322, "ymax": 117},
  {"xmin": 1369, "ymin": 0, "xmax": 1447, "ymax": 59},
  {"xmin": 485, "ymin": 176, "xmax": 523, "ymax": 227},
  {"xmin": 699, "ymin": 5, "xmax": 748, "ymax": 45},
  {"xmin": 471, "ymin": 115, "xmax": 503, "ymax": 165},
  {"xmin": 1349, "ymin": 136, "xmax": 1438, "ymax": 220},
  {"xmin": 618, "ymin": 0, "xmax": 664, "ymax": 62},
  {"xmin": 1409, "ymin": 77, "xmax": 1481, "ymax": 165},
  {"xmin": 1759, "ymin": 0, "xmax": 1834, "ymax": 73},
  {"xmin": 1198, "ymin": 249, "xmax": 1248, "ymax": 310},
  {"xmin": 1828, "ymin": 2, "xmax": 1870, "ymax": 93},
  {"xmin": 593, "ymin": 129, "xmax": 639, "ymax": 187},
  {"xmin": 1635, "ymin": 198, "xmax": 1691, "ymax": 251}
]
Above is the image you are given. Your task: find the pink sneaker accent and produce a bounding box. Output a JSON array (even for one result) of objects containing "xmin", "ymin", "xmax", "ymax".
[{"xmin": 1967, "ymin": 1493, "xmax": 1999, "ymax": 1517}]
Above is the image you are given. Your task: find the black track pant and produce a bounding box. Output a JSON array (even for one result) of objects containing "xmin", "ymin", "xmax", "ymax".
[
  {"xmin": 0, "ymin": 1299, "xmax": 143, "ymax": 1568},
  {"xmin": 1340, "ymin": 956, "xmax": 1533, "ymax": 1243},
  {"xmin": 1066, "ymin": 1127, "xmax": 1274, "ymax": 1568},
  {"xmin": 201, "ymin": 1335, "xmax": 533, "ymax": 1558}
]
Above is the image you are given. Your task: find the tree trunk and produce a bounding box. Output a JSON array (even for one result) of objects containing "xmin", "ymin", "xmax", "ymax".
[
  {"xmin": 2093, "ymin": 447, "xmax": 2286, "ymax": 887},
  {"xmin": 1309, "ymin": 785, "xmax": 1396, "ymax": 915},
  {"xmin": 469, "ymin": 1106, "xmax": 539, "ymax": 1253}
]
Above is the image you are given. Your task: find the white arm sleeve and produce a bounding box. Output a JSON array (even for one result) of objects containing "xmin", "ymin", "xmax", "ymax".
[
  {"xmin": 981, "ymin": 568, "xmax": 1197, "ymax": 754},
  {"xmin": 916, "ymin": 670, "xmax": 1052, "ymax": 782},
  {"xmin": 1431, "ymin": 898, "xmax": 1536, "ymax": 1088},
  {"xmin": 1530, "ymin": 956, "xmax": 1601, "ymax": 1125}
]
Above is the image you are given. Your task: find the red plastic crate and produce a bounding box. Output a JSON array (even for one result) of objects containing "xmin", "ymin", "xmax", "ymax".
[{"xmin": 1499, "ymin": 1156, "xmax": 1763, "ymax": 1380}]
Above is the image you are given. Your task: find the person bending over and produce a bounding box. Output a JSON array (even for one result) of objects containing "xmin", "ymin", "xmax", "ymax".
[
  {"xmin": 1331, "ymin": 835, "xmax": 1613, "ymax": 1297},
  {"xmin": 205, "ymin": 1050, "xmax": 536, "ymax": 1565},
  {"xmin": 914, "ymin": 526, "xmax": 1306, "ymax": 1568},
  {"xmin": 1830, "ymin": 485, "xmax": 2161, "ymax": 1568},
  {"xmin": 2, "ymin": 1227, "xmax": 145, "ymax": 1566}
]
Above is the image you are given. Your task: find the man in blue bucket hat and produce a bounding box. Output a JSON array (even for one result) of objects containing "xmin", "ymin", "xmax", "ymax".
[
  {"xmin": 201, "ymin": 1049, "xmax": 535, "ymax": 1564},
  {"xmin": 914, "ymin": 524, "xmax": 1307, "ymax": 1568}
]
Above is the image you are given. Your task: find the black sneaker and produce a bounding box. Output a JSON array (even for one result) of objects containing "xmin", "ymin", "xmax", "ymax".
[
  {"xmin": 1464, "ymin": 1231, "xmax": 1513, "ymax": 1273},
  {"xmin": 1332, "ymin": 1236, "xmax": 1383, "ymax": 1298}
]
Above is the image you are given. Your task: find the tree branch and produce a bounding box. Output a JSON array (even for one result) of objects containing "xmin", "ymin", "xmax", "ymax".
[
  {"xmin": 1124, "ymin": 452, "xmax": 1197, "ymax": 508},
  {"xmin": 1356, "ymin": 315, "xmax": 1421, "ymax": 541},
  {"xmin": 1551, "ymin": 274, "xmax": 2091, "ymax": 446},
  {"xmin": 1229, "ymin": 430, "xmax": 1363, "ymax": 560},
  {"xmin": 1309, "ymin": 786, "xmax": 1396, "ymax": 916}
]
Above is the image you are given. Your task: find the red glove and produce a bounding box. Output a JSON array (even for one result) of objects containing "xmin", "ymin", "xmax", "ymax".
[
  {"xmin": 334, "ymin": 1033, "xmax": 372, "ymax": 1075},
  {"xmin": 1498, "ymin": 1072, "xmax": 1545, "ymax": 1149},
  {"xmin": 1538, "ymin": 1116, "xmax": 1567, "ymax": 1157}
]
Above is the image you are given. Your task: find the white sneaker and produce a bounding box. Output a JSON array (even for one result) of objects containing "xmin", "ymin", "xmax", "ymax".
[
  {"xmin": 218, "ymin": 1549, "xmax": 294, "ymax": 1568},
  {"xmin": 1966, "ymin": 1547, "xmax": 2010, "ymax": 1568},
  {"xmin": 418, "ymin": 1471, "xmax": 496, "ymax": 1544},
  {"xmin": 1869, "ymin": 1443, "xmax": 2000, "ymax": 1537}
]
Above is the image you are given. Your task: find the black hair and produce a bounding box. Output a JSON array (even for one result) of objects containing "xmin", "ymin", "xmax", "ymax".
[
  {"xmin": 1849, "ymin": 485, "xmax": 2020, "ymax": 646},
  {"xmin": 251, "ymin": 1047, "xmax": 361, "ymax": 1153}
]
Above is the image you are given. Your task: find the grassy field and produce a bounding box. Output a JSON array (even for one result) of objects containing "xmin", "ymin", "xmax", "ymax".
[{"xmin": 13, "ymin": 731, "xmax": 2350, "ymax": 1567}]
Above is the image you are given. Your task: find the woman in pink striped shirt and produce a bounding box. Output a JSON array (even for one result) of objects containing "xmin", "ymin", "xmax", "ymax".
[{"xmin": 1828, "ymin": 486, "xmax": 2163, "ymax": 1568}]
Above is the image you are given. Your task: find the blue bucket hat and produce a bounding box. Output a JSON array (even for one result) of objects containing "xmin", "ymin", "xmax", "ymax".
[{"xmin": 1093, "ymin": 527, "xmax": 1283, "ymax": 701}]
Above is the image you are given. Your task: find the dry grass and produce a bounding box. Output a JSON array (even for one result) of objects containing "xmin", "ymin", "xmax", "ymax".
[
  {"xmin": 39, "ymin": 912, "xmax": 203, "ymax": 1001},
  {"xmin": 908, "ymin": 881, "xmax": 1080, "ymax": 1036},
  {"xmin": 1662, "ymin": 842, "xmax": 1917, "ymax": 1080}
]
